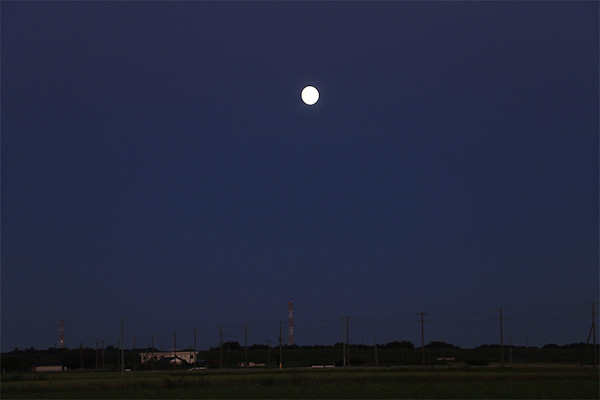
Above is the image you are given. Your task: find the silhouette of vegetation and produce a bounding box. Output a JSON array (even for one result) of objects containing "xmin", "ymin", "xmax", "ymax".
[
  {"xmin": 425, "ymin": 341, "xmax": 458, "ymax": 349},
  {"xmin": 384, "ymin": 341, "xmax": 415, "ymax": 349},
  {"xmin": 1, "ymin": 342, "xmax": 598, "ymax": 372}
]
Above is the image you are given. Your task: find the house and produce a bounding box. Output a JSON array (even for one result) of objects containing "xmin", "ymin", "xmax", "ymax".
[
  {"xmin": 139, "ymin": 350, "xmax": 198, "ymax": 364},
  {"xmin": 32, "ymin": 361, "xmax": 65, "ymax": 372}
]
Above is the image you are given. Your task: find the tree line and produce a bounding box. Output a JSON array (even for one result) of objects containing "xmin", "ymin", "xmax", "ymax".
[{"xmin": 1, "ymin": 341, "xmax": 597, "ymax": 372}]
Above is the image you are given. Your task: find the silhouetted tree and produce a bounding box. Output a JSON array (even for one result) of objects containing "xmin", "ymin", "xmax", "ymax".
[
  {"xmin": 476, "ymin": 344, "xmax": 501, "ymax": 349},
  {"xmin": 425, "ymin": 341, "xmax": 459, "ymax": 349},
  {"xmin": 384, "ymin": 341, "xmax": 414, "ymax": 349},
  {"xmin": 564, "ymin": 342, "xmax": 587, "ymax": 349},
  {"xmin": 542, "ymin": 343, "xmax": 560, "ymax": 349},
  {"xmin": 223, "ymin": 341, "xmax": 241, "ymax": 350},
  {"xmin": 250, "ymin": 344, "xmax": 268, "ymax": 349}
]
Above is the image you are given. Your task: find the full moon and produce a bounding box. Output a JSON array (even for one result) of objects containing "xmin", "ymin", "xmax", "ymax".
[{"xmin": 301, "ymin": 86, "xmax": 319, "ymax": 105}]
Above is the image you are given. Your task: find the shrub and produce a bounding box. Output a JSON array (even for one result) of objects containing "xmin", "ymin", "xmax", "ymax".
[{"xmin": 465, "ymin": 359, "xmax": 489, "ymax": 366}]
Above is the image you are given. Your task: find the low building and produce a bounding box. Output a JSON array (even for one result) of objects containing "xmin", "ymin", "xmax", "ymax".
[
  {"xmin": 139, "ymin": 350, "xmax": 198, "ymax": 364},
  {"xmin": 32, "ymin": 362, "xmax": 65, "ymax": 372},
  {"xmin": 237, "ymin": 362, "xmax": 266, "ymax": 368}
]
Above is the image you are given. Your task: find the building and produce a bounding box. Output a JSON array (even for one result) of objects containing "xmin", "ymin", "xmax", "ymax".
[
  {"xmin": 236, "ymin": 362, "xmax": 266, "ymax": 368},
  {"xmin": 32, "ymin": 362, "xmax": 65, "ymax": 372},
  {"xmin": 139, "ymin": 350, "xmax": 198, "ymax": 364}
]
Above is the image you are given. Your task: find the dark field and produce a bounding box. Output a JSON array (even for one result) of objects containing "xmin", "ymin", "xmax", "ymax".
[{"xmin": 2, "ymin": 367, "xmax": 598, "ymax": 399}]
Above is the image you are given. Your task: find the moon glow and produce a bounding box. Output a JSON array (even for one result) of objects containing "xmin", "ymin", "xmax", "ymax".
[{"xmin": 301, "ymin": 86, "xmax": 319, "ymax": 105}]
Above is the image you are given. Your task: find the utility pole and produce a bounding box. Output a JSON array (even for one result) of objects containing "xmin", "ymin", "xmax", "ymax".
[
  {"xmin": 593, "ymin": 303, "xmax": 597, "ymax": 367},
  {"xmin": 509, "ymin": 335, "xmax": 512, "ymax": 365},
  {"xmin": 101, "ymin": 340, "xmax": 105, "ymax": 369},
  {"xmin": 417, "ymin": 312, "xmax": 427, "ymax": 366},
  {"xmin": 219, "ymin": 327, "xmax": 223, "ymax": 369},
  {"xmin": 194, "ymin": 329, "xmax": 197, "ymax": 369},
  {"xmin": 499, "ymin": 309, "xmax": 504, "ymax": 367},
  {"xmin": 279, "ymin": 321, "xmax": 283, "ymax": 370},
  {"xmin": 362, "ymin": 338, "xmax": 365, "ymax": 360},
  {"xmin": 80, "ymin": 343, "xmax": 83, "ymax": 370},
  {"xmin": 151, "ymin": 335, "xmax": 155, "ymax": 371},
  {"xmin": 121, "ymin": 319, "xmax": 124, "ymax": 375},
  {"xmin": 288, "ymin": 301, "xmax": 295, "ymax": 345},
  {"xmin": 95, "ymin": 339, "xmax": 98, "ymax": 369},
  {"xmin": 267, "ymin": 339, "xmax": 271, "ymax": 366},
  {"xmin": 374, "ymin": 334, "xmax": 378, "ymax": 367},
  {"xmin": 588, "ymin": 303, "xmax": 598, "ymax": 367},
  {"xmin": 346, "ymin": 317, "xmax": 350, "ymax": 368},
  {"xmin": 342, "ymin": 317, "xmax": 346, "ymax": 367},
  {"xmin": 173, "ymin": 331, "xmax": 177, "ymax": 370},
  {"xmin": 244, "ymin": 324, "xmax": 248, "ymax": 369}
]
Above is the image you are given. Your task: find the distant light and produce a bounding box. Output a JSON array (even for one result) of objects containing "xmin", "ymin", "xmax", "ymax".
[{"xmin": 301, "ymin": 86, "xmax": 319, "ymax": 105}]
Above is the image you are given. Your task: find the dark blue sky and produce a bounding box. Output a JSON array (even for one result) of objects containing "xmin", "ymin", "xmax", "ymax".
[{"xmin": 2, "ymin": 1, "xmax": 598, "ymax": 352}]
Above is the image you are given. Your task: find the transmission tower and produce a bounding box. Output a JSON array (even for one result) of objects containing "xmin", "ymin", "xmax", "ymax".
[
  {"xmin": 287, "ymin": 301, "xmax": 295, "ymax": 345},
  {"xmin": 59, "ymin": 319, "xmax": 65, "ymax": 349}
]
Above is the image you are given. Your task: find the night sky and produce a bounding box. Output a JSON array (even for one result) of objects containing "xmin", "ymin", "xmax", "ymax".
[{"xmin": 2, "ymin": 1, "xmax": 598, "ymax": 352}]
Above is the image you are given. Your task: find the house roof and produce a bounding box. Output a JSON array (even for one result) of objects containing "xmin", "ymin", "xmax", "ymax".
[{"xmin": 159, "ymin": 356, "xmax": 186, "ymax": 363}]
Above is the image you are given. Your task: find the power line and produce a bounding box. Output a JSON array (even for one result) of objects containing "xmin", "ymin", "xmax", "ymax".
[
  {"xmin": 504, "ymin": 303, "xmax": 591, "ymax": 312},
  {"xmin": 352, "ymin": 314, "xmax": 417, "ymax": 321},
  {"xmin": 428, "ymin": 318, "xmax": 498, "ymax": 324},
  {"xmin": 505, "ymin": 315, "xmax": 591, "ymax": 323},
  {"xmin": 51, "ymin": 301, "xmax": 600, "ymax": 356},
  {"xmin": 294, "ymin": 318, "xmax": 336, "ymax": 325}
]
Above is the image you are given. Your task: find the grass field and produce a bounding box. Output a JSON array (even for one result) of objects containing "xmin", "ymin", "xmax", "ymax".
[{"xmin": 1, "ymin": 367, "xmax": 598, "ymax": 399}]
